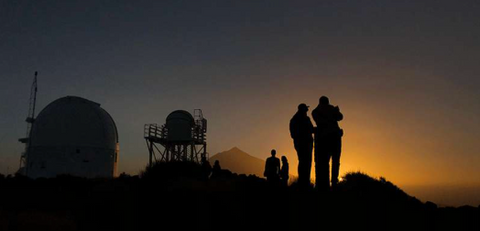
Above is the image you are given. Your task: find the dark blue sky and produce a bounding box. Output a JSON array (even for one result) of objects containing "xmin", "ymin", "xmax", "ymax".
[{"xmin": 1, "ymin": 0, "xmax": 480, "ymax": 195}]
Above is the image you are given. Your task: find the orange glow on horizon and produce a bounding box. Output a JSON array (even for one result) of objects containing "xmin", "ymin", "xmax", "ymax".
[{"xmin": 234, "ymin": 81, "xmax": 480, "ymax": 187}]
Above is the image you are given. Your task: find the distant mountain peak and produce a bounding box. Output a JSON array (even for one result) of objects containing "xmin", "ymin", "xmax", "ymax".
[
  {"xmin": 210, "ymin": 147, "xmax": 265, "ymax": 177},
  {"xmin": 229, "ymin": 147, "xmax": 241, "ymax": 152},
  {"xmin": 217, "ymin": 147, "xmax": 250, "ymax": 157}
]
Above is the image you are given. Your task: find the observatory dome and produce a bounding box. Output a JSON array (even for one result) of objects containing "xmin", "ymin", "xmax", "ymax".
[
  {"xmin": 166, "ymin": 110, "xmax": 195, "ymax": 142},
  {"xmin": 26, "ymin": 96, "xmax": 119, "ymax": 178}
]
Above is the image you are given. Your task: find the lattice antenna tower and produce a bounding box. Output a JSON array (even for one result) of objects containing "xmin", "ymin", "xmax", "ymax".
[{"xmin": 19, "ymin": 71, "xmax": 38, "ymax": 171}]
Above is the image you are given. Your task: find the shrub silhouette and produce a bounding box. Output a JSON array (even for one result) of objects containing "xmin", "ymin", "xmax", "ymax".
[
  {"xmin": 338, "ymin": 172, "xmax": 422, "ymax": 208},
  {"xmin": 140, "ymin": 161, "xmax": 204, "ymax": 180}
]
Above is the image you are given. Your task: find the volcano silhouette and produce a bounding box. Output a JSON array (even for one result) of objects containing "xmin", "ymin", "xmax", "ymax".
[{"xmin": 209, "ymin": 147, "xmax": 265, "ymax": 177}]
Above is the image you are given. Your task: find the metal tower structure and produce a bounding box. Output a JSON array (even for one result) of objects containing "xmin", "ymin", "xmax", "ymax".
[
  {"xmin": 18, "ymin": 71, "xmax": 38, "ymax": 173},
  {"xmin": 144, "ymin": 109, "xmax": 207, "ymax": 167}
]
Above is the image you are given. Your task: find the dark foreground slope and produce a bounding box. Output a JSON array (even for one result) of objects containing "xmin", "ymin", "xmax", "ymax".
[{"xmin": 0, "ymin": 163, "xmax": 478, "ymax": 231}]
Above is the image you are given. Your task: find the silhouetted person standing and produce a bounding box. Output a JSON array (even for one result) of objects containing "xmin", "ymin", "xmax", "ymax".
[
  {"xmin": 201, "ymin": 156, "xmax": 212, "ymax": 180},
  {"xmin": 264, "ymin": 149, "xmax": 280, "ymax": 184},
  {"xmin": 280, "ymin": 156, "xmax": 289, "ymax": 187},
  {"xmin": 289, "ymin": 104, "xmax": 314, "ymax": 187},
  {"xmin": 312, "ymin": 96, "xmax": 343, "ymax": 190},
  {"xmin": 212, "ymin": 160, "xmax": 222, "ymax": 178}
]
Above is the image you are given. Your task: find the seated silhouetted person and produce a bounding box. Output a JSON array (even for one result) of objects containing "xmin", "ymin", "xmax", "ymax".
[
  {"xmin": 280, "ymin": 156, "xmax": 289, "ymax": 187},
  {"xmin": 210, "ymin": 160, "xmax": 235, "ymax": 179},
  {"xmin": 289, "ymin": 103, "xmax": 314, "ymax": 187},
  {"xmin": 312, "ymin": 96, "xmax": 343, "ymax": 190},
  {"xmin": 264, "ymin": 149, "xmax": 280, "ymax": 184}
]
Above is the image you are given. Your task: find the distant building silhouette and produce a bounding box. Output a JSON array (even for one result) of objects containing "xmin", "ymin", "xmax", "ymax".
[
  {"xmin": 144, "ymin": 109, "xmax": 207, "ymax": 166},
  {"xmin": 312, "ymin": 96, "xmax": 343, "ymax": 190},
  {"xmin": 289, "ymin": 103, "xmax": 314, "ymax": 187}
]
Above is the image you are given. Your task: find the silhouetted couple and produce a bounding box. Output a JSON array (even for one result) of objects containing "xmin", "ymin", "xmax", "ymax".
[
  {"xmin": 289, "ymin": 96, "xmax": 343, "ymax": 190},
  {"xmin": 264, "ymin": 149, "xmax": 289, "ymax": 187}
]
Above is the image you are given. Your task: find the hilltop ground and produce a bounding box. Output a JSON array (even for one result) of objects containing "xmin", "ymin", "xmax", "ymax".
[{"xmin": 0, "ymin": 162, "xmax": 478, "ymax": 230}]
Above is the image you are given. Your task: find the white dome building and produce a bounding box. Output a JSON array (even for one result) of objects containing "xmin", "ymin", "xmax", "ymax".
[{"xmin": 26, "ymin": 96, "xmax": 119, "ymax": 178}]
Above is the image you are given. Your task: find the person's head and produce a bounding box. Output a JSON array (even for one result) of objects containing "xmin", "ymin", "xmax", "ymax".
[
  {"xmin": 320, "ymin": 96, "xmax": 330, "ymax": 105},
  {"xmin": 297, "ymin": 103, "xmax": 309, "ymax": 113},
  {"xmin": 214, "ymin": 160, "xmax": 220, "ymax": 166},
  {"xmin": 281, "ymin": 156, "xmax": 288, "ymax": 163},
  {"xmin": 271, "ymin": 149, "xmax": 277, "ymax": 157}
]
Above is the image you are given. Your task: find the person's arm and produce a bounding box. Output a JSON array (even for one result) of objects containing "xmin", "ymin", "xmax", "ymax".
[
  {"xmin": 307, "ymin": 118, "xmax": 315, "ymax": 134},
  {"xmin": 311, "ymin": 109, "xmax": 317, "ymax": 123},
  {"xmin": 277, "ymin": 161, "xmax": 281, "ymax": 175}
]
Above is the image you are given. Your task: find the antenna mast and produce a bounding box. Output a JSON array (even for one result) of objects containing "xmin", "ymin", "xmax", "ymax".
[{"xmin": 18, "ymin": 71, "xmax": 38, "ymax": 173}]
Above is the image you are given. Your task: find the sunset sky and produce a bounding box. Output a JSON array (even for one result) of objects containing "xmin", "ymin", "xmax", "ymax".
[{"xmin": 1, "ymin": 1, "xmax": 479, "ymax": 205}]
